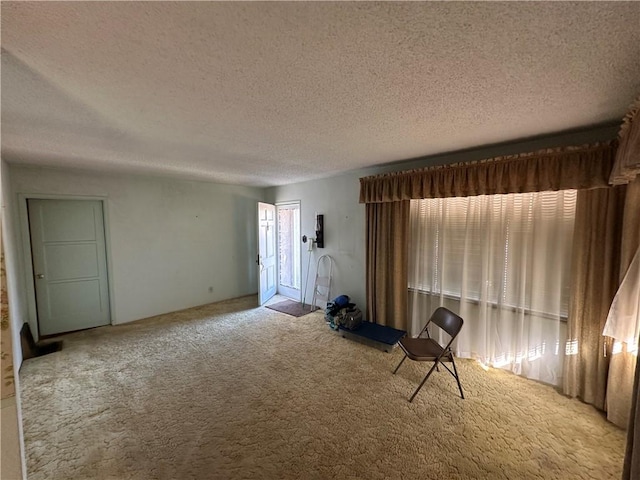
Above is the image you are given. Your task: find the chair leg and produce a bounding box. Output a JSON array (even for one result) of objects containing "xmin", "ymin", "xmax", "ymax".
[
  {"xmin": 450, "ymin": 355, "xmax": 464, "ymax": 399},
  {"xmin": 393, "ymin": 354, "xmax": 407, "ymax": 374},
  {"xmin": 408, "ymin": 361, "xmax": 439, "ymax": 403}
]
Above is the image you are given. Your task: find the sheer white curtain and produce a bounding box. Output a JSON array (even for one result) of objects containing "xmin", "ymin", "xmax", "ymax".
[
  {"xmin": 409, "ymin": 190, "xmax": 577, "ymax": 386},
  {"xmin": 604, "ymin": 246, "xmax": 640, "ymax": 355}
]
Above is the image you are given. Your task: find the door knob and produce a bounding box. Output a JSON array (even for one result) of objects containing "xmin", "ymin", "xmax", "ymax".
[{"xmin": 36, "ymin": 274, "xmax": 44, "ymax": 279}]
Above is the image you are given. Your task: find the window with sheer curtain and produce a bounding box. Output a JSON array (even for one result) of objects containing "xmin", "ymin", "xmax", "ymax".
[{"xmin": 408, "ymin": 190, "xmax": 577, "ymax": 386}]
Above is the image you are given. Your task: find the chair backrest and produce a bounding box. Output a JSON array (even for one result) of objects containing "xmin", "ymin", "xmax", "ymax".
[{"xmin": 429, "ymin": 307, "xmax": 464, "ymax": 339}]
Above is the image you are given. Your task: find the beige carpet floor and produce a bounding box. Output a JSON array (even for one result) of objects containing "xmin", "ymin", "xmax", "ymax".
[{"xmin": 20, "ymin": 295, "xmax": 625, "ymax": 479}]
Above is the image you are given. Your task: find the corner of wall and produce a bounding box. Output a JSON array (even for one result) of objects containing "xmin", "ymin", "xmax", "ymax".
[
  {"xmin": 0, "ymin": 159, "xmax": 27, "ymax": 480},
  {"xmin": 1, "ymin": 161, "xmax": 26, "ymax": 368}
]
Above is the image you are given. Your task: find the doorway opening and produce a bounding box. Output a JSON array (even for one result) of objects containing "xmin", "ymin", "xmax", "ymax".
[{"xmin": 276, "ymin": 202, "xmax": 301, "ymax": 301}]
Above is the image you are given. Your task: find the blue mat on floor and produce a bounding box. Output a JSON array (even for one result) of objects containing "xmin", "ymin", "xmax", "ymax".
[{"xmin": 339, "ymin": 321, "xmax": 406, "ymax": 346}]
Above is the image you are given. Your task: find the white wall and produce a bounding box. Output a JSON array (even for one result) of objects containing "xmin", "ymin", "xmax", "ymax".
[
  {"xmin": 1, "ymin": 160, "xmax": 24, "ymax": 367},
  {"xmin": 0, "ymin": 159, "xmax": 27, "ymax": 480},
  {"xmin": 268, "ymin": 124, "xmax": 620, "ymax": 316},
  {"xmin": 7, "ymin": 164, "xmax": 265, "ymax": 330},
  {"xmin": 268, "ymin": 171, "xmax": 367, "ymax": 309}
]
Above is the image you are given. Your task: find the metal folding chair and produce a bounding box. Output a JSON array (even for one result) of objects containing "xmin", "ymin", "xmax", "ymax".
[{"xmin": 393, "ymin": 307, "xmax": 465, "ymax": 402}]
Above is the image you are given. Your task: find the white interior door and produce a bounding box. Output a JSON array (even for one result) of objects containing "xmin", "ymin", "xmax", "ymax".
[
  {"xmin": 28, "ymin": 199, "xmax": 110, "ymax": 335},
  {"xmin": 257, "ymin": 202, "xmax": 277, "ymax": 305},
  {"xmin": 276, "ymin": 202, "xmax": 301, "ymax": 301}
]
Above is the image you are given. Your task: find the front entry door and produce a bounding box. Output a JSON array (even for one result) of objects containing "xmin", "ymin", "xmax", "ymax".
[
  {"xmin": 28, "ymin": 199, "xmax": 110, "ymax": 335},
  {"xmin": 257, "ymin": 202, "xmax": 277, "ymax": 305},
  {"xmin": 276, "ymin": 202, "xmax": 301, "ymax": 301}
]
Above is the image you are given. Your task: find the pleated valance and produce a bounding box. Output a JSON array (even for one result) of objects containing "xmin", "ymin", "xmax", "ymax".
[
  {"xmin": 610, "ymin": 95, "xmax": 640, "ymax": 186},
  {"xmin": 359, "ymin": 142, "xmax": 617, "ymax": 204}
]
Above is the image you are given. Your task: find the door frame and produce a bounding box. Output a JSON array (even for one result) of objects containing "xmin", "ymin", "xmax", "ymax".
[
  {"xmin": 18, "ymin": 194, "xmax": 115, "ymax": 341},
  {"xmin": 276, "ymin": 201, "xmax": 302, "ymax": 302}
]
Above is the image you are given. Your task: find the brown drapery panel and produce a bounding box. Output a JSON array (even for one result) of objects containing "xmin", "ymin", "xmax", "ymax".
[
  {"xmin": 611, "ymin": 95, "xmax": 640, "ymax": 185},
  {"xmin": 563, "ymin": 186, "xmax": 626, "ymax": 410},
  {"xmin": 360, "ymin": 142, "xmax": 616, "ymax": 203},
  {"xmin": 621, "ymin": 177, "xmax": 640, "ymax": 478},
  {"xmin": 366, "ymin": 201, "xmax": 409, "ymax": 330},
  {"xmin": 625, "ymin": 342, "xmax": 640, "ymax": 479},
  {"xmin": 608, "ymin": 177, "xmax": 640, "ymax": 428}
]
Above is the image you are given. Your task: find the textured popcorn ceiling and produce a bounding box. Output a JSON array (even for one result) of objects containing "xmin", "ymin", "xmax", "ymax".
[{"xmin": 2, "ymin": 2, "xmax": 640, "ymax": 187}]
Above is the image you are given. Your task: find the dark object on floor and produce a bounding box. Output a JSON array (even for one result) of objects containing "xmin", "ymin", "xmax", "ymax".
[
  {"xmin": 20, "ymin": 323, "xmax": 63, "ymax": 360},
  {"xmin": 393, "ymin": 307, "xmax": 465, "ymax": 402},
  {"xmin": 326, "ymin": 295, "xmax": 350, "ymax": 314},
  {"xmin": 338, "ymin": 306, "xmax": 363, "ymax": 330},
  {"xmin": 325, "ymin": 295, "xmax": 353, "ymax": 320},
  {"xmin": 326, "ymin": 304, "xmax": 362, "ymax": 331},
  {"xmin": 339, "ymin": 321, "xmax": 406, "ymax": 352},
  {"xmin": 266, "ymin": 300, "xmax": 318, "ymax": 317}
]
